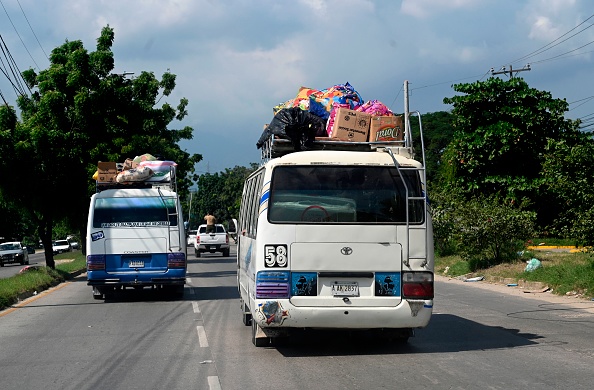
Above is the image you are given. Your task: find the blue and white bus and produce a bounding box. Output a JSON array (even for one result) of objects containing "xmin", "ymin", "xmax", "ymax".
[{"xmin": 86, "ymin": 171, "xmax": 186, "ymax": 299}]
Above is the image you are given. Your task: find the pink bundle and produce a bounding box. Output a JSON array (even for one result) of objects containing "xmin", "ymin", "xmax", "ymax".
[{"xmin": 356, "ymin": 100, "xmax": 393, "ymax": 116}]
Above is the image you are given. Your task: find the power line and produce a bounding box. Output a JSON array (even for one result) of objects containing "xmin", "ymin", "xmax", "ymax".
[
  {"xmin": 0, "ymin": 0, "xmax": 40, "ymax": 70},
  {"xmin": 506, "ymin": 13, "xmax": 594, "ymax": 66},
  {"xmin": 16, "ymin": 0, "xmax": 49, "ymax": 61}
]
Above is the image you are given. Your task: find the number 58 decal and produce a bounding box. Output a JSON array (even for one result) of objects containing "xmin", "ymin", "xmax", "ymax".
[{"xmin": 264, "ymin": 244, "xmax": 288, "ymax": 268}]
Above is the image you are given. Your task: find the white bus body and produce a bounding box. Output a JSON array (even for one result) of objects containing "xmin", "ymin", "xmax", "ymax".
[
  {"xmin": 238, "ymin": 131, "xmax": 434, "ymax": 346},
  {"xmin": 86, "ymin": 183, "xmax": 186, "ymax": 299}
]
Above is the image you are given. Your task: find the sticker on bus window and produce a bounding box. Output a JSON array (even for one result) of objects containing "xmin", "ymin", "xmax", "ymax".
[
  {"xmin": 91, "ymin": 231, "xmax": 105, "ymax": 241},
  {"xmin": 264, "ymin": 244, "xmax": 288, "ymax": 268}
]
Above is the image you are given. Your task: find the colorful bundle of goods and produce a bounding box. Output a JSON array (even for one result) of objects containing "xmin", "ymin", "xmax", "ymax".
[
  {"xmin": 259, "ymin": 82, "xmax": 401, "ymax": 148},
  {"xmin": 94, "ymin": 153, "xmax": 177, "ymax": 184}
]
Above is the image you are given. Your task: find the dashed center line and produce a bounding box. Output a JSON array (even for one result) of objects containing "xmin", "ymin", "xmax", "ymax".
[
  {"xmin": 196, "ymin": 325, "xmax": 209, "ymax": 347},
  {"xmin": 208, "ymin": 376, "xmax": 222, "ymax": 390}
]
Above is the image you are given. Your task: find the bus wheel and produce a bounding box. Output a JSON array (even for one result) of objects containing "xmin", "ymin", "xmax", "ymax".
[
  {"xmin": 92, "ymin": 287, "xmax": 104, "ymax": 300},
  {"xmin": 251, "ymin": 321, "xmax": 271, "ymax": 347},
  {"xmin": 242, "ymin": 303, "xmax": 252, "ymax": 326}
]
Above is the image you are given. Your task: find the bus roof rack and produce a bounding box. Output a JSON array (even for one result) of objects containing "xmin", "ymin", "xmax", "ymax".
[{"xmin": 260, "ymin": 135, "xmax": 413, "ymax": 163}]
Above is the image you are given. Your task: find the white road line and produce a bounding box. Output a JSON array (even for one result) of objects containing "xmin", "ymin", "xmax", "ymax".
[
  {"xmin": 187, "ymin": 277, "xmax": 192, "ymax": 284},
  {"xmin": 192, "ymin": 301, "xmax": 201, "ymax": 313},
  {"xmin": 208, "ymin": 376, "xmax": 222, "ymax": 390},
  {"xmin": 196, "ymin": 325, "xmax": 209, "ymax": 347}
]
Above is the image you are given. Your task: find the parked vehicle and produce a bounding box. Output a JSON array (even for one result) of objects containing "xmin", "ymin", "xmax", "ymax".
[
  {"xmin": 52, "ymin": 240, "xmax": 72, "ymax": 254},
  {"xmin": 195, "ymin": 224, "xmax": 230, "ymax": 257},
  {"xmin": 186, "ymin": 230, "xmax": 198, "ymax": 247},
  {"xmin": 0, "ymin": 242, "xmax": 30, "ymax": 267}
]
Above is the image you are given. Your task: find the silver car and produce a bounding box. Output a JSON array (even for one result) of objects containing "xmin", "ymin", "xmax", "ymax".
[{"xmin": 0, "ymin": 242, "xmax": 30, "ymax": 267}]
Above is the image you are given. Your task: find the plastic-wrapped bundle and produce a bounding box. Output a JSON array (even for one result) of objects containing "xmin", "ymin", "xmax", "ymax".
[
  {"xmin": 256, "ymin": 107, "xmax": 327, "ymax": 150},
  {"xmin": 308, "ymin": 82, "xmax": 364, "ymax": 120},
  {"xmin": 356, "ymin": 99, "xmax": 393, "ymax": 116}
]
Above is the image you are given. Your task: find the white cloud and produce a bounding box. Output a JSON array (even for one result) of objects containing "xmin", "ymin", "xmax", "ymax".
[{"xmin": 401, "ymin": 0, "xmax": 480, "ymax": 18}]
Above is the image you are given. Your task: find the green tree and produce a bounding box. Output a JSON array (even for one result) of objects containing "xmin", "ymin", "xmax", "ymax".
[
  {"xmin": 0, "ymin": 26, "xmax": 201, "ymax": 267},
  {"xmin": 541, "ymin": 137, "xmax": 594, "ymax": 244},
  {"xmin": 442, "ymin": 78, "xmax": 581, "ymax": 204},
  {"xmin": 188, "ymin": 164, "xmax": 257, "ymax": 229},
  {"xmin": 409, "ymin": 111, "xmax": 454, "ymax": 182}
]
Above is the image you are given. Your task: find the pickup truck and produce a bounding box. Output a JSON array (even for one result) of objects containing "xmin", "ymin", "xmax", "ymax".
[{"xmin": 194, "ymin": 224, "xmax": 230, "ymax": 257}]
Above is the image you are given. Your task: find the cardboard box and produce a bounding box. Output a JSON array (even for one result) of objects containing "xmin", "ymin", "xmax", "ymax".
[
  {"xmin": 369, "ymin": 115, "xmax": 403, "ymax": 142},
  {"xmin": 97, "ymin": 162, "xmax": 117, "ymax": 183},
  {"xmin": 331, "ymin": 108, "xmax": 371, "ymax": 142}
]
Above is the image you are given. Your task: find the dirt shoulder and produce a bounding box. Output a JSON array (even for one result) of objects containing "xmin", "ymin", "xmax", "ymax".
[{"xmin": 436, "ymin": 274, "xmax": 594, "ymax": 312}]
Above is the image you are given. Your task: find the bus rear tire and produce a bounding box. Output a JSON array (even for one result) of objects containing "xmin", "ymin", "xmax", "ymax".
[
  {"xmin": 251, "ymin": 321, "xmax": 271, "ymax": 347},
  {"xmin": 242, "ymin": 303, "xmax": 252, "ymax": 326}
]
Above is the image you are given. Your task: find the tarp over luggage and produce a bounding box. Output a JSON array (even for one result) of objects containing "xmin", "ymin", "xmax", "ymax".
[{"xmin": 256, "ymin": 107, "xmax": 327, "ymax": 150}]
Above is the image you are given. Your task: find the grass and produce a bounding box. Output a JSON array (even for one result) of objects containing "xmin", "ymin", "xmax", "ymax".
[
  {"xmin": 436, "ymin": 249, "xmax": 594, "ymax": 300},
  {"xmin": 0, "ymin": 252, "xmax": 86, "ymax": 311}
]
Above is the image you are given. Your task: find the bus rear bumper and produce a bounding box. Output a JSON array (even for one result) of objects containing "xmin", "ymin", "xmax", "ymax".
[{"xmin": 251, "ymin": 299, "xmax": 433, "ymax": 330}]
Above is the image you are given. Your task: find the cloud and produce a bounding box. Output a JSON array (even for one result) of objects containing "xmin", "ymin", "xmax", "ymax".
[{"xmin": 401, "ymin": 0, "xmax": 480, "ymax": 19}]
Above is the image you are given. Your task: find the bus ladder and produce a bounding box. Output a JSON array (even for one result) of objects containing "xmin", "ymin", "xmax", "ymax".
[
  {"xmin": 157, "ymin": 166, "xmax": 182, "ymax": 252},
  {"xmin": 384, "ymin": 110, "xmax": 429, "ymax": 268}
]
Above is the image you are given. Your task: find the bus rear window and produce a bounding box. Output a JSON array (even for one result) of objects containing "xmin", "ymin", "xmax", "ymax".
[
  {"xmin": 93, "ymin": 197, "xmax": 178, "ymax": 228},
  {"xmin": 268, "ymin": 166, "xmax": 424, "ymax": 224}
]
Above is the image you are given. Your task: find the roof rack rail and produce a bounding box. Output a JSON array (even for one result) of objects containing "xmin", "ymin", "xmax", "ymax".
[{"xmin": 260, "ymin": 136, "xmax": 411, "ymax": 163}]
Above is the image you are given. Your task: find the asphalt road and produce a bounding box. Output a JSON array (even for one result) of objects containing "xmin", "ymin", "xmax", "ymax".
[{"xmin": 1, "ymin": 246, "xmax": 593, "ymax": 390}]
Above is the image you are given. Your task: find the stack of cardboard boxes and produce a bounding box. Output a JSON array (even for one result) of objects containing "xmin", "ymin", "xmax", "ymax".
[{"xmin": 329, "ymin": 108, "xmax": 403, "ymax": 142}]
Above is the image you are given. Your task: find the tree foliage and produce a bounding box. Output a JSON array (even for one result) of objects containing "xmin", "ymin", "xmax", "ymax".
[
  {"xmin": 0, "ymin": 26, "xmax": 201, "ymax": 267},
  {"xmin": 541, "ymin": 137, "xmax": 594, "ymax": 244},
  {"xmin": 431, "ymin": 189, "xmax": 536, "ymax": 270},
  {"xmin": 187, "ymin": 164, "xmax": 258, "ymax": 230},
  {"xmin": 442, "ymin": 77, "xmax": 581, "ymax": 202}
]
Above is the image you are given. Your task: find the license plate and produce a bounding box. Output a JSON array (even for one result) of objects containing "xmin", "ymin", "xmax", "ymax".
[
  {"xmin": 331, "ymin": 282, "xmax": 359, "ymax": 297},
  {"xmin": 129, "ymin": 260, "xmax": 144, "ymax": 268}
]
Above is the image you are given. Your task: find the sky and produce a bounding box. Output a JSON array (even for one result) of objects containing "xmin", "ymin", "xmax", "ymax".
[{"xmin": 1, "ymin": 0, "xmax": 594, "ymax": 175}]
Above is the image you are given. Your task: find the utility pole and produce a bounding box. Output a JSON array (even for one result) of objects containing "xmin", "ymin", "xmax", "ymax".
[{"xmin": 491, "ymin": 64, "xmax": 531, "ymax": 78}]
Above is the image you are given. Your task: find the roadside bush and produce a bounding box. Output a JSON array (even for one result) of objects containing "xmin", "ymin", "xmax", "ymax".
[
  {"xmin": 430, "ymin": 188, "xmax": 462, "ymax": 256},
  {"xmin": 456, "ymin": 196, "xmax": 536, "ymax": 271}
]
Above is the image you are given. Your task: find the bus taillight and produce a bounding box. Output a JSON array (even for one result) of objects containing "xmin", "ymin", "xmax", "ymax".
[
  {"xmin": 402, "ymin": 271, "xmax": 434, "ymax": 299},
  {"xmin": 256, "ymin": 271, "xmax": 290, "ymax": 299},
  {"xmin": 168, "ymin": 252, "xmax": 186, "ymax": 268},
  {"xmin": 87, "ymin": 255, "xmax": 106, "ymax": 271}
]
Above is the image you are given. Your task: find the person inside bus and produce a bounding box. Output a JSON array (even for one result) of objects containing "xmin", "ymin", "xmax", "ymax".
[{"xmin": 204, "ymin": 212, "xmax": 216, "ymax": 233}]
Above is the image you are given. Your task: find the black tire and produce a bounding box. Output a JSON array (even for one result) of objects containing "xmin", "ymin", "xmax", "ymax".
[
  {"xmin": 251, "ymin": 320, "xmax": 270, "ymax": 347},
  {"xmin": 0, "ymin": 261, "xmax": 4, "ymax": 267},
  {"xmin": 223, "ymin": 248, "xmax": 230, "ymax": 257},
  {"xmin": 195, "ymin": 250, "xmax": 201, "ymax": 258},
  {"xmin": 242, "ymin": 302, "xmax": 252, "ymax": 326},
  {"xmin": 92, "ymin": 287, "xmax": 104, "ymax": 300}
]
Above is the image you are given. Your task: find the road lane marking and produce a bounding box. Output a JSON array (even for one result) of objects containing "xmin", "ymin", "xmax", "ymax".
[
  {"xmin": 192, "ymin": 301, "xmax": 201, "ymax": 313},
  {"xmin": 196, "ymin": 325, "xmax": 209, "ymax": 347},
  {"xmin": 208, "ymin": 376, "xmax": 222, "ymax": 390}
]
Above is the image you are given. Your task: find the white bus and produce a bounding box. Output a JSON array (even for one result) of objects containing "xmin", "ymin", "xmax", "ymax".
[
  {"xmin": 86, "ymin": 171, "xmax": 186, "ymax": 300},
  {"xmin": 238, "ymin": 108, "xmax": 434, "ymax": 347}
]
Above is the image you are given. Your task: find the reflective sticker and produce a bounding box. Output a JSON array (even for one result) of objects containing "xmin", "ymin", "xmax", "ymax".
[
  {"xmin": 91, "ymin": 231, "xmax": 105, "ymax": 241},
  {"xmin": 375, "ymin": 272, "xmax": 401, "ymax": 296},
  {"xmin": 291, "ymin": 273, "xmax": 317, "ymax": 296}
]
